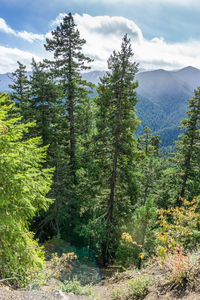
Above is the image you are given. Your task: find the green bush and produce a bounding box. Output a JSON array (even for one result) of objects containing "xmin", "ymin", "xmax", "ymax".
[
  {"xmin": 61, "ymin": 277, "xmax": 94, "ymax": 296},
  {"xmin": 110, "ymin": 287, "xmax": 125, "ymax": 300},
  {"xmin": 127, "ymin": 275, "xmax": 150, "ymax": 298}
]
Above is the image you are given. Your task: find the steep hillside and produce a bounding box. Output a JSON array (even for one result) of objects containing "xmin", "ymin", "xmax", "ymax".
[{"xmin": 134, "ymin": 68, "xmax": 197, "ymax": 150}]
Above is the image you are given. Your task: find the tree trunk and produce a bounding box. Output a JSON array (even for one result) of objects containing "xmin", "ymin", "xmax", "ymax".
[
  {"xmin": 67, "ymin": 44, "xmax": 77, "ymax": 186},
  {"xmin": 179, "ymin": 118, "xmax": 197, "ymax": 200}
]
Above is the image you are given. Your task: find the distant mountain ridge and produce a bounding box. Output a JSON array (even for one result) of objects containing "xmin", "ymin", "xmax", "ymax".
[
  {"xmin": 1, "ymin": 66, "xmax": 200, "ymax": 152},
  {"xmin": 135, "ymin": 66, "xmax": 200, "ymax": 151}
]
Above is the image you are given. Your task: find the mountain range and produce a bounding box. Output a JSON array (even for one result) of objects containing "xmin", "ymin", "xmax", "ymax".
[{"xmin": 1, "ymin": 66, "xmax": 200, "ymax": 152}]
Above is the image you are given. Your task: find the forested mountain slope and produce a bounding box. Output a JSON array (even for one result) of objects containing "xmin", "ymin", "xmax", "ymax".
[
  {"xmin": 1, "ymin": 66, "xmax": 200, "ymax": 150},
  {"xmin": 135, "ymin": 67, "xmax": 200, "ymax": 150}
]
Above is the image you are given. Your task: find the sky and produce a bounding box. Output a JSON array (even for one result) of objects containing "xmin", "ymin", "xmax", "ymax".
[{"xmin": 0, "ymin": 0, "xmax": 200, "ymax": 73}]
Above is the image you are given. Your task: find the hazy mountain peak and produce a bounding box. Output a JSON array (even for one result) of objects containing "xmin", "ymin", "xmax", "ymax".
[{"xmin": 177, "ymin": 66, "xmax": 200, "ymax": 73}]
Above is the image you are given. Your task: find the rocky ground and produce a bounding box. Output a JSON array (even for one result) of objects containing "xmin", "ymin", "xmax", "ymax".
[
  {"xmin": 1, "ymin": 260, "xmax": 200, "ymax": 300},
  {"xmin": 0, "ymin": 286, "xmax": 94, "ymax": 300}
]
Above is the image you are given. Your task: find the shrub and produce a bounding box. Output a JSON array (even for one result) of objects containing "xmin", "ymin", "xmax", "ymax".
[
  {"xmin": 61, "ymin": 277, "xmax": 94, "ymax": 296},
  {"xmin": 155, "ymin": 200, "xmax": 199, "ymax": 286},
  {"xmin": 116, "ymin": 198, "xmax": 157, "ymax": 268},
  {"xmin": 126, "ymin": 275, "xmax": 150, "ymax": 298},
  {"xmin": 165, "ymin": 246, "xmax": 191, "ymax": 285},
  {"xmin": 110, "ymin": 287, "xmax": 125, "ymax": 299},
  {"xmin": 155, "ymin": 245, "xmax": 191, "ymax": 286},
  {"xmin": 156, "ymin": 197, "xmax": 200, "ymax": 255}
]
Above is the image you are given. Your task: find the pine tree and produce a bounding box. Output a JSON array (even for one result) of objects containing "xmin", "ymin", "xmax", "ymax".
[
  {"xmin": 43, "ymin": 13, "xmax": 95, "ymax": 243},
  {"xmin": 177, "ymin": 88, "xmax": 200, "ymax": 201},
  {"xmin": 30, "ymin": 58, "xmax": 65, "ymax": 148},
  {"xmin": 92, "ymin": 35, "xmax": 139, "ymax": 264},
  {"xmin": 9, "ymin": 61, "xmax": 30, "ymax": 122},
  {"xmin": 44, "ymin": 13, "xmax": 93, "ymax": 186},
  {"xmin": 157, "ymin": 89, "xmax": 200, "ymax": 207},
  {"xmin": 137, "ymin": 126, "xmax": 162, "ymax": 205},
  {"xmin": 28, "ymin": 59, "xmax": 69, "ymax": 240}
]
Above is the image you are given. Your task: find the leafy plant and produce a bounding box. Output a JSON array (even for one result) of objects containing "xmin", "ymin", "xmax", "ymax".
[
  {"xmin": 110, "ymin": 287, "xmax": 125, "ymax": 299},
  {"xmin": 61, "ymin": 277, "xmax": 94, "ymax": 296},
  {"xmin": 165, "ymin": 246, "xmax": 191, "ymax": 285},
  {"xmin": 156, "ymin": 197, "xmax": 200, "ymax": 261},
  {"xmin": 117, "ymin": 197, "xmax": 157, "ymax": 268},
  {"xmin": 0, "ymin": 94, "xmax": 53, "ymax": 287},
  {"xmin": 126, "ymin": 275, "xmax": 150, "ymax": 298}
]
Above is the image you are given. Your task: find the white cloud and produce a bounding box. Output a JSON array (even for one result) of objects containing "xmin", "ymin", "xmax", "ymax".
[
  {"xmin": 0, "ymin": 18, "xmax": 15, "ymax": 35},
  {"xmin": 0, "ymin": 17, "xmax": 44, "ymax": 43},
  {"xmin": 1, "ymin": 13, "xmax": 200, "ymax": 73},
  {"xmin": 69, "ymin": 14, "xmax": 200, "ymax": 71},
  {"xmin": 0, "ymin": 46, "xmax": 42, "ymax": 73},
  {"xmin": 51, "ymin": 14, "xmax": 144, "ymax": 70},
  {"xmin": 17, "ymin": 31, "xmax": 45, "ymax": 43},
  {"xmin": 133, "ymin": 38, "xmax": 200, "ymax": 70}
]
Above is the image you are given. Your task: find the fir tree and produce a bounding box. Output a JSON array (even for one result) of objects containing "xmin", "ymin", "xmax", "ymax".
[
  {"xmin": 28, "ymin": 59, "xmax": 69, "ymax": 240},
  {"xmin": 9, "ymin": 61, "xmax": 30, "ymax": 122},
  {"xmin": 157, "ymin": 89, "xmax": 200, "ymax": 207},
  {"xmin": 177, "ymin": 88, "xmax": 200, "ymax": 201},
  {"xmin": 137, "ymin": 127, "xmax": 162, "ymax": 206},
  {"xmin": 44, "ymin": 13, "xmax": 93, "ymax": 185},
  {"xmin": 93, "ymin": 35, "xmax": 139, "ymax": 264},
  {"xmin": 30, "ymin": 58, "xmax": 65, "ymax": 148}
]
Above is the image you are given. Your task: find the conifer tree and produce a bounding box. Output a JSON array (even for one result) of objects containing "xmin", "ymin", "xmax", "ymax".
[
  {"xmin": 137, "ymin": 126, "xmax": 162, "ymax": 206},
  {"xmin": 93, "ymin": 35, "xmax": 139, "ymax": 263},
  {"xmin": 176, "ymin": 88, "xmax": 200, "ymax": 201},
  {"xmin": 44, "ymin": 13, "xmax": 93, "ymax": 186},
  {"xmin": 157, "ymin": 89, "xmax": 200, "ymax": 207},
  {"xmin": 30, "ymin": 58, "xmax": 65, "ymax": 148},
  {"xmin": 28, "ymin": 59, "xmax": 69, "ymax": 240},
  {"xmin": 9, "ymin": 61, "xmax": 30, "ymax": 122},
  {"xmin": 0, "ymin": 93, "xmax": 53, "ymax": 286}
]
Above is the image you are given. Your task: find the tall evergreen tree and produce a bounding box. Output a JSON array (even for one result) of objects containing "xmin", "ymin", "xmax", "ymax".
[
  {"xmin": 30, "ymin": 58, "xmax": 65, "ymax": 148},
  {"xmin": 137, "ymin": 126, "xmax": 162, "ymax": 206},
  {"xmin": 157, "ymin": 89, "xmax": 200, "ymax": 207},
  {"xmin": 44, "ymin": 13, "xmax": 93, "ymax": 186},
  {"xmin": 92, "ymin": 35, "xmax": 139, "ymax": 263},
  {"xmin": 9, "ymin": 61, "xmax": 30, "ymax": 122},
  {"xmin": 28, "ymin": 59, "xmax": 69, "ymax": 240},
  {"xmin": 43, "ymin": 13, "xmax": 95, "ymax": 244},
  {"xmin": 176, "ymin": 88, "xmax": 200, "ymax": 201}
]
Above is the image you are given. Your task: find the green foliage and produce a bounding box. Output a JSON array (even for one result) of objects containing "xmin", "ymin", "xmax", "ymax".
[
  {"xmin": 43, "ymin": 13, "xmax": 94, "ymax": 243},
  {"xmin": 89, "ymin": 34, "xmax": 140, "ymax": 263},
  {"xmin": 2, "ymin": 18, "xmax": 200, "ymax": 286},
  {"xmin": 61, "ymin": 277, "xmax": 94, "ymax": 296},
  {"xmin": 156, "ymin": 197, "xmax": 200, "ymax": 255},
  {"xmin": 157, "ymin": 89, "xmax": 200, "ymax": 206},
  {"xmin": 126, "ymin": 276, "xmax": 150, "ymax": 298},
  {"xmin": 0, "ymin": 93, "xmax": 53, "ymax": 287},
  {"xmin": 177, "ymin": 88, "xmax": 200, "ymax": 200},
  {"xmin": 110, "ymin": 275, "xmax": 150, "ymax": 300},
  {"xmin": 110, "ymin": 287, "xmax": 125, "ymax": 299},
  {"xmin": 116, "ymin": 198, "xmax": 157, "ymax": 268},
  {"xmin": 9, "ymin": 61, "xmax": 31, "ymax": 122}
]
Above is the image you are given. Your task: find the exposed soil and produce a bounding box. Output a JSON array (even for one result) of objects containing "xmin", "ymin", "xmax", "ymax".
[
  {"xmin": 0, "ymin": 285, "xmax": 94, "ymax": 300},
  {"xmin": 94, "ymin": 261, "xmax": 200, "ymax": 300},
  {"xmin": 1, "ymin": 260, "xmax": 200, "ymax": 299}
]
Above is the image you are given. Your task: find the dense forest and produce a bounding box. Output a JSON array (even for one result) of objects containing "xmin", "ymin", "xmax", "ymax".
[{"xmin": 0, "ymin": 13, "xmax": 200, "ymax": 291}]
